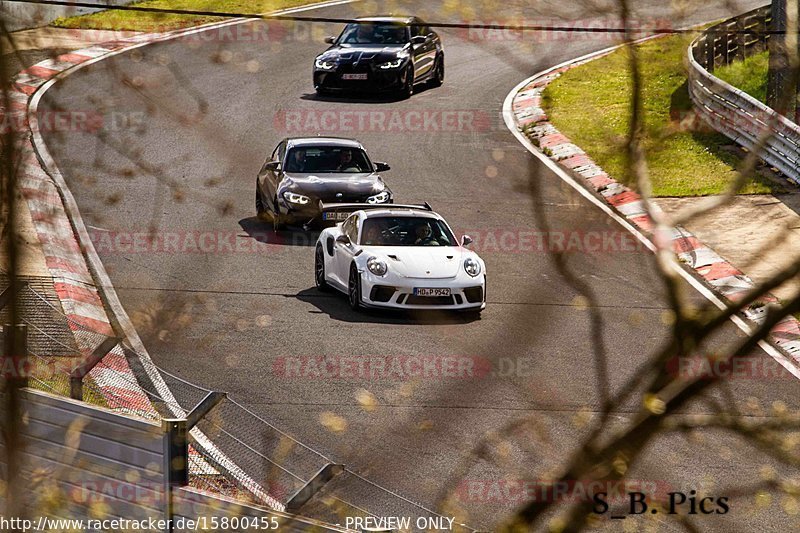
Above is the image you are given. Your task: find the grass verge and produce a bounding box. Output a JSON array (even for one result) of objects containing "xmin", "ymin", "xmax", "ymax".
[
  {"xmin": 542, "ymin": 34, "xmax": 782, "ymax": 197},
  {"xmin": 714, "ymin": 50, "xmax": 769, "ymax": 104},
  {"xmin": 52, "ymin": 0, "xmax": 320, "ymax": 32}
]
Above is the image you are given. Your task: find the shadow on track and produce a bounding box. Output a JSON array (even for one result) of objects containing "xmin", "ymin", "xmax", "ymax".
[
  {"xmin": 239, "ymin": 217, "xmax": 319, "ymax": 248},
  {"xmin": 293, "ymin": 287, "xmax": 481, "ymax": 325}
]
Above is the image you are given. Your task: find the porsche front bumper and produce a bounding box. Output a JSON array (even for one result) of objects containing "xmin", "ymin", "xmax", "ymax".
[{"xmin": 358, "ymin": 271, "xmax": 486, "ymax": 311}]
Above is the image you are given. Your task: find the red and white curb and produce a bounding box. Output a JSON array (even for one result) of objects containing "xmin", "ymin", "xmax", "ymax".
[
  {"xmin": 506, "ymin": 45, "xmax": 800, "ymax": 368},
  {"xmin": 0, "ymin": 0, "xmax": 358, "ymax": 506}
]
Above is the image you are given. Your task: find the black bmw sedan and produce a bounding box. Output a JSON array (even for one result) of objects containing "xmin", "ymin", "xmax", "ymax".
[
  {"xmin": 313, "ymin": 16, "xmax": 444, "ymax": 98},
  {"xmin": 256, "ymin": 137, "xmax": 393, "ymax": 230}
]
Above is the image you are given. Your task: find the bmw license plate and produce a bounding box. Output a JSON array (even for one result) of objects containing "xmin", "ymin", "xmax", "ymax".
[
  {"xmin": 342, "ymin": 73, "xmax": 368, "ymax": 80},
  {"xmin": 323, "ymin": 211, "xmax": 350, "ymax": 221},
  {"xmin": 414, "ymin": 288, "xmax": 451, "ymax": 297}
]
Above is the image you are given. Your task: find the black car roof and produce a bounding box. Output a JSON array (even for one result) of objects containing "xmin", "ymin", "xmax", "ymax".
[
  {"xmin": 354, "ymin": 16, "xmax": 420, "ymax": 25},
  {"xmin": 284, "ymin": 137, "xmax": 364, "ymax": 149}
]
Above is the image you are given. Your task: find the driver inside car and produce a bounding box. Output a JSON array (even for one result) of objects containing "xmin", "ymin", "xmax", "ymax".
[
  {"xmin": 285, "ymin": 149, "xmax": 306, "ymax": 172},
  {"xmin": 337, "ymin": 149, "xmax": 358, "ymax": 172},
  {"xmin": 414, "ymin": 222, "xmax": 440, "ymax": 246}
]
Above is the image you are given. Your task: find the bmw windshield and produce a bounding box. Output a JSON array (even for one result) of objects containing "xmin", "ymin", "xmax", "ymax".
[
  {"xmin": 284, "ymin": 146, "xmax": 372, "ymax": 173},
  {"xmin": 338, "ymin": 23, "xmax": 410, "ymax": 45},
  {"xmin": 360, "ymin": 216, "xmax": 457, "ymax": 246}
]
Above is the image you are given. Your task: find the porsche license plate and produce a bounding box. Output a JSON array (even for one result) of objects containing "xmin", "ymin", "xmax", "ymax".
[
  {"xmin": 323, "ymin": 211, "xmax": 350, "ymax": 221},
  {"xmin": 414, "ymin": 288, "xmax": 451, "ymax": 297},
  {"xmin": 342, "ymin": 73, "xmax": 368, "ymax": 80}
]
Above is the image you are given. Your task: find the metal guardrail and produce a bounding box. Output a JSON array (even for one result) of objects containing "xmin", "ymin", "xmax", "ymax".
[{"xmin": 687, "ymin": 5, "xmax": 800, "ymax": 182}]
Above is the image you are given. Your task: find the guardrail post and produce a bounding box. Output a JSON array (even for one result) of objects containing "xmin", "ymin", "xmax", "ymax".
[
  {"xmin": 2, "ymin": 324, "xmax": 28, "ymax": 522},
  {"xmin": 68, "ymin": 336, "xmax": 120, "ymax": 401},
  {"xmin": 162, "ymin": 391, "xmax": 226, "ymax": 532},
  {"xmin": 286, "ymin": 463, "xmax": 345, "ymax": 512}
]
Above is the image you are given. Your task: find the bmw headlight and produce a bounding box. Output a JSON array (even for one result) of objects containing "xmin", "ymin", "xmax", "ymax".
[
  {"xmin": 366, "ymin": 191, "xmax": 391, "ymax": 204},
  {"xmin": 315, "ymin": 57, "xmax": 336, "ymax": 70},
  {"xmin": 464, "ymin": 257, "xmax": 481, "ymax": 277},
  {"xmin": 377, "ymin": 57, "xmax": 405, "ymax": 69},
  {"xmin": 283, "ymin": 191, "xmax": 310, "ymax": 205},
  {"xmin": 367, "ymin": 257, "xmax": 388, "ymax": 276}
]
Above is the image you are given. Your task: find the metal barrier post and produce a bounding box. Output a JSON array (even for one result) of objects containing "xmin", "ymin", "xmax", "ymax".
[
  {"xmin": 68, "ymin": 336, "xmax": 120, "ymax": 401},
  {"xmin": 162, "ymin": 391, "xmax": 226, "ymax": 531},
  {"xmin": 2, "ymin": 324, "xmax": 28, "ymax": 522}
]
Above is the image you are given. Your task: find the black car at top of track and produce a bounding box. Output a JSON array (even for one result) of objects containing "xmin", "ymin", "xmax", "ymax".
[{"xmin": 313, "ymin": 16, "xmax": 444, "ymax": 98}]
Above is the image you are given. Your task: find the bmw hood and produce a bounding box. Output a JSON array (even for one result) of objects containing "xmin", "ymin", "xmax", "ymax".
[
  {"xmin": 281, "ymin": 172, "xmax": 387, "ymax": 198},
  {"xmin": 317, "ymin": 45, "xmax": 410, "ymax": 64},
  {"xmin": 372, "ymin": 247, "xmax": 467, "ymax": 279}
]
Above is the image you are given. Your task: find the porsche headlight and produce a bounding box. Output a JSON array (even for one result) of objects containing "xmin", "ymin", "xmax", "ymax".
[
  {"xmin": 315, "ymin": 57, "xmax": 336, "ymax": 70},
  {"xmin": 378, "ymin": 57, "xmax": 405, "ymax": 69},
  {"xmin": 366, "ymin": 191, "xmax": 391, "ymax": 204},
  {"xmin": 464, "ymin": 257, "xmax": 481, "ymax": 277},
  {"xmin": 283, "ymin": 191, "xmax": 310, "ymax": 205},
  {"xmin": 367, "ymin": 257, "xmax": 388, "ymax": 276}
]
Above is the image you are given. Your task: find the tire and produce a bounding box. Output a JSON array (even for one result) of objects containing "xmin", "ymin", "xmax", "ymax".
[
  {"xmin": 348, "ymin": 264, "xmax": 362, "ymax": 310},
  {"xmin": 256, "ymin": 184, "xmax": 266, "ymax": 218},
  {"xmin": 315, "ymin": 86, "xmax": 329, "ymax": 97},
  {"xmin": 272, "ymin": 196, "xmax": 285, "ymax": 231},
  {"xmin": 315, "ymin": 244, "xmax": 330, "ymax": 292},
  {"xmin": 400, "ymin": 66, "xmax": 414, "ymax": 99},
  {"xmin": 429, "ymin": 54, "xmax": 444, "ymax": 88}
]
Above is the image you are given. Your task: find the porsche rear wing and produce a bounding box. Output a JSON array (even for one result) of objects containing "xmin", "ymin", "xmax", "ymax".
[{"xmin": 319, "ymin": 202, "xmax": 433, "ymax": 218}]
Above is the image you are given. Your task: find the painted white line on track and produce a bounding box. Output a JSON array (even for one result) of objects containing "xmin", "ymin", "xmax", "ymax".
[{"xmin": 501, "ymin": 49, "xmax": 800, "ymax": 381}]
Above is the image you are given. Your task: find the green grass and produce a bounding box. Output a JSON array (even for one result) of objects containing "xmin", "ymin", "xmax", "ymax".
[
  {"xmin": 52, "ymin": 0, "xmax": 319, "ymax": 32},
  {"xmin": 542, "ymin": 35, "xmax": 781, "ymax": 197},
  {"xmin": 715, "ymin": 50, "xmax": 769, "ymax": 104}
]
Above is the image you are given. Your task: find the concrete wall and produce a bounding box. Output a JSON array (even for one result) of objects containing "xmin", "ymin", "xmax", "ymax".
[{"xmin": 1, "ymin": 0, "xmax": 133, "ymax": 32}]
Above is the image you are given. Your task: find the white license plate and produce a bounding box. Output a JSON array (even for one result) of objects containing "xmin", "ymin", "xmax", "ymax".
[
  {"xmin": 342, "ymin": 73, "xmax": 368, "ymax": 80},
  {"xmin": 413, "ymin": 288, "xmax": 451, "ymax": 297},
  {"xmin": 323, "ymin": 211, "xmax": 350, "ymax": 221}
]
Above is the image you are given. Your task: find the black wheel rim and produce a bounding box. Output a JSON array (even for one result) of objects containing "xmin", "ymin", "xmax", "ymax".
[
  {"xmin": 349, "ymin": 269, "xmax": 358, "ymax": 307},
  {"xmin": 315, "ymin": 247, "xmax": 324, "ymax": 286}
]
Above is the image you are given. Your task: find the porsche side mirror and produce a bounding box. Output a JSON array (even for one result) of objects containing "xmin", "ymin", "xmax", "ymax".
[
  {"xmin": 411, "ymin": 35, "xmax": 427, "ymax": 45},
  {"xmin": 374, "ymin": 162, "xmax": 391, "ymax": 172},
  {"xmin": 336, "ymin": 235, "xmax": 351, "ymax": 245},
  {"xmin": 324, "ymin": 36, "xmax": 336, "ymax": 44},
  {"xmin": 461, "ymin": 235, "xmax": 473, "ymax": 247},
  {"xmin": 264, "ymin": 161, "xmax": 281, "ymax": 172}
]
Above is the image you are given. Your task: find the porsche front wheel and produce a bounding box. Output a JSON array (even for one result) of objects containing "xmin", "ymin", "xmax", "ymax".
[
  {"xmin": 315, "ymin": 244, "xmax": 330, "ymax": 292},
  {"xmin": 348, "ymin": 264, "xmax": 362, "ymax": 310}
]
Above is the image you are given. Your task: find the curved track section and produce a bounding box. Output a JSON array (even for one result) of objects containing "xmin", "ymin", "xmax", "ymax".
[{"xmin": 37, "ymin": 0, "xmax": 798, "ymax": 528}]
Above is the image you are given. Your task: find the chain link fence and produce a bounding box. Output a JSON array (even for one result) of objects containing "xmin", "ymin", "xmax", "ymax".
[{"xmin": 1, "ymin": 277, "xmax": 479, "ymax": 530}]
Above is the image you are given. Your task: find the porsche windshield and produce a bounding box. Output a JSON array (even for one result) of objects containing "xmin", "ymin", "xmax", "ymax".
[
  {"xmin": 284, "ymin": 146, "xmax": 372, "ymax": 173},
  {"xmin": 338, "ymin": 23, "xmax": 410, "ymax": 45},
  {"xmin": 360, "ymin": 216, "xmax": 456, "ymax": 246}
]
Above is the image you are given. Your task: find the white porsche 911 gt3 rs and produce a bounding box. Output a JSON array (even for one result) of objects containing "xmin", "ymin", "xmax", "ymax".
[{"xmin": 314, "ymin": 203, "xmax": 486, "ymax": 313}]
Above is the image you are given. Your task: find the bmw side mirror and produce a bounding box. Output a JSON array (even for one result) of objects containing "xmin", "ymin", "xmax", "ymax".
[
  {"xmin": 461, "ymin": 235, "xmax": 473, "ymax": 247},
  {"xmin": 336, "ymin": 235, "xmax": 351, "ymax": 245},
  {"xmin": 411, "ymin": 35, "xmax": 426, "ymax": 45},
  {"xmin": 324, "ymin": 36, "xmax": 336, "ymax": 44},
  {"xmin": 374, "ymin": 162, "xmax": 391, "ymax": 172},
  {"xmin": 264, "ymin": 161, "xmax": 281, "ymax": 172}
]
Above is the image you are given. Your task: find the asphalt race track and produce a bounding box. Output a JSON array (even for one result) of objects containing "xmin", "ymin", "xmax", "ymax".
[{"xmin": 39, "ymin": 0, "xmax": 800, "ymax": 529}]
